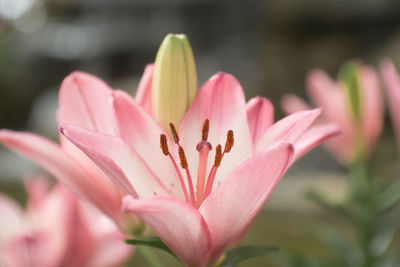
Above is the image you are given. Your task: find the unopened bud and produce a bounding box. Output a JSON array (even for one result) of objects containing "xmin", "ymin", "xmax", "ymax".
[{"xmin": 152, "ymin": 34, "xmax": 197, "ymax": 130}]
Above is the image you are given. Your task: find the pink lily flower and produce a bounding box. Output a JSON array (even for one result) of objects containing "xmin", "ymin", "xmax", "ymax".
[
  {"xmin": 0, "ymin": 68, "xmax": 154, "ymax": 231},
  {"xmin": 281, "ymin": 63, "xmax": 383, "ymax": 163},
  {"xmin": 380, "ymin": 59, "xmax": 400, "ymax": 151},
  {"xmin": 0, "ymin": 178, "xmax": 133, "ymax": 267},
  {"xmin": 60, "ymin": 71, "xmax": 339, "ymax": 267}
]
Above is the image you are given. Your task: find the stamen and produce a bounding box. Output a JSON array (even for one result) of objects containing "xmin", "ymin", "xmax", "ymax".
[
  {"xmin": 204, "ymin": 167, "xmax": 217, "ymax": 198},
  {"xmin": 178, "ymin": 146, "xmax": 188, "ymax": 169},
  {"xmin": 160, "ymin": 124, "xmax": 236, "ymax": 207},
  {"xmin": 169, "ymin": 123, "xmax": 180, "ymax": 144},
  {"xmin": 160, "ymin": 134, "xmax": 189, "ymax": 201},
  {"xmin": 203, "ymin": 144, "xmax": 222, "ymax": 199},
  {"xmin": 160, "ymin": 134, "xmax": 169, "ymax": 156},
  {"xmin": 179, "ymin": 146, "xmax": 196, "ymax": 205},
  {"xmin": 168, "ymin": 154, "xmax": 189, "ymax": 202},
  {"xmin": 201, "ymin": 119, "xmax": 210, "ymax": 141},
  {"xmin": 214, "ymin": 144, "xmax": 222, "ymax": 167},
  {"xmin": 204, "ymin": 129, "xmax": 235, "ymax": 200},
  {"xmin": 224, "ymin": 130, "xmax": 234, "ymax": 153}
]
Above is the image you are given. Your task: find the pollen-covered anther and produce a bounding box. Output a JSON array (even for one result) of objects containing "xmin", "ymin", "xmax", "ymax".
[
  {"xmin": 178, "ymin": 146, "xmax": 188, "ymax": 169},
  {"xmin": 160, "ymin": 134, "xmax": 169, "ymax": 156},
  {"xmin": 224, "ymin": 130, "xmax": 234, "ymax": 153},
  {"xmin": 169, "ymin": 122, "xmax": 180, "ymax": 144},
  {"xmin": 201, "ymin": 119, "xmax": 210, "ymax": 141},
  {"xmin": 214, "ymin": 144, "xmax": 222, "ymax": 167}
]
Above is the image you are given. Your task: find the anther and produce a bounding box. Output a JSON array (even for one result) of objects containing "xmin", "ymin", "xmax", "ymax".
[
  {"xmin": 214, "ymin": 144, "xmax": 222, "ymax": 167},
  {"xmin": 160, "ymin": 134, "xmax": 169, "ymax": 156},
  {"xmin": 178, "ymin": 146, "xmax": 188, "ymax": 169},
  {"xmin": 201, "ymin": 119, "xmax": 210, "ymax": 141},
  {"xmin": 169, "ymin": 123, "xmax": 180, "ymax": 144},
  {"xmin": 224, "ymin": 130, "xmax": 234, "ymax": 153}
]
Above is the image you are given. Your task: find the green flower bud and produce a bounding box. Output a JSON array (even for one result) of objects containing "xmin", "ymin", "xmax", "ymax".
[
  {"xmin": 338, "ymin": 61, "xmax": 362, "ymax": 120},
  {"xmin": 152, "ymin": 34, "xmax": 197, "ymax": 130}
]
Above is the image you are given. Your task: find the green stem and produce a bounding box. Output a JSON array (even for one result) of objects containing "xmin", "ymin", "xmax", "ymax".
[
  {"xmin": 138, "ymin": 246, "xmax": 165, "ymax": 267},
  {"xmin": 349, "ymin": 157, "xmax": 370, "ymax": 201},
  {"xmin": 348, "ymin": 157, "xmax": 376, "ymax": 267}
]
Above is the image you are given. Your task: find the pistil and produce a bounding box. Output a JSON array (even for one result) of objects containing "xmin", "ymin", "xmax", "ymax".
[{"xmin": 196, "ymin": 119, "xmax": 212, "ymax": 207}]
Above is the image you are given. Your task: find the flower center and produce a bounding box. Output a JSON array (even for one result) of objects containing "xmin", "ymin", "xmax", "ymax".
[{"xmin": 159, "ymin": 119, "xmax": 234, "ymax": 208}]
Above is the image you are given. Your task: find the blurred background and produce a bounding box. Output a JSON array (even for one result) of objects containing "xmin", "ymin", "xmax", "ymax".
[{"xmin": 1, "ymin": 0, "xmax": 400, "ymax": 266}]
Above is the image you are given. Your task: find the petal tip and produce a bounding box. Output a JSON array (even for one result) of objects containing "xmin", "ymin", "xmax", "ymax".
[{"xmin": 211, "ymin": 72, "xmax": 235, "ymax": 82}]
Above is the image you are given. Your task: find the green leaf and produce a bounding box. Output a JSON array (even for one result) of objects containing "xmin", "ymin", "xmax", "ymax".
[
  {"xmin": 338, "ymin": 61, "xmax": 362, "ymax": 120},
  {"xmin": 219, "ymin": 246, "xmax": 277, "ymax": 267},
  {"xmin": 370, "ymin": 218, "xmax": 400, "ymax": 257},
  {"xmin": 305, "ymin": 190, "xmax": 348, "ymax": 217},
  {"xmin": 125, "ymin": 236, "xmax": 177, "ymax": 259},
  {"xmin": 375, "ymin": 180, "xmax": 400, "ymax": 213}
]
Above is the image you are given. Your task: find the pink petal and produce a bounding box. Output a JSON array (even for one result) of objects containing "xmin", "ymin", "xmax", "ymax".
[
  {"xmin": 86, "ymin": 232, "xmax": 133, "ymax": 267},
  {"xmin": 57, "ymin": 71, "xmax": 132, "ymax": 218},
  {"xmin": 280, "ymin": 93, "xmax": 312, "ymax": 114},
  {"xmin": 135, "ymin": 64, "xmax": 154, "ymax": 113},
  {"xmin": 199, "ymin": 142, "xmax": 294, "ymax": 260},
  {"xmin": 123, "ymin": 196, "xmax": 211, "ymax": 267},
  {"xmin": 1, "ymin": 234, "xmax": 59, "ymax": 267},
  {"xmin": 292, "ymin": 123, "xmax": 341, "ymax": 163},
  {"xmin": 76, "ymin": 194, "xmax": 133, "ymax": 267},
  {"xmin": 360, "ymin": 65, "xmax": 384, "ymax": 155},
  {"xmin": 33, "ymin": 185, "xmax": 78, "ymax": 266},
  {"xmin": 0, "ymin": 130, "xmax": 122, "ymax": 223},
  {"xmin": 58, "ymin": 71, "xmax": 115, "ymax": 135},
  {"xmin": 0, "ymin": 194, "xmax": 25, "ymax": 245},
  {"xmin": 381, "ymin": 59, "xmax": 400, "ymax": 149},
  {"xmin": 255, "ymin": 108, "xmax": 321, "ymax": 154},
  {"xmin": 60, "ymin": 134, "xmax": 126, "ymax": 205},
  {"xmin": 24, "ymin": 178, "xmax": 50, "ymax": 209},
  {"xmin": 1, "ymin": 187, "xmax": 69, "ymax": 267},
  {"xmin": 112, "ymin": 90, "xmax": 184, "ymax": 199},
  {"xmin": 57, "ymin": 72, "xmax": 124, "ymax": 202},
  {"xmin": 306, "ymin": 69, "xmax": 353, "ymax": 128},
  {"xmin": 60, "ymin": 124, "xmax": 169, "ymax": 198},
  {"xmin": 246, "ymin": 96, "xmax": 274, "ymax": 145},
  {"xmin": 53, "ymin": 186, "xmax": 95, "ymax": 267},
  {"xmin": 179, "ymin": 73, "xmax": 253, "ymax": 188}
]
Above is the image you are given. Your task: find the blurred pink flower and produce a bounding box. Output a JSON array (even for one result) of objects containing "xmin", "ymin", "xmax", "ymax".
[
  {"xmin": 60, "ymin": 72, "xmax": 339, "ymax": 266},
  {"xmin": 0, "ymin": 68, "xmax": 155, "ymax": 231},
  {"xmin": 282, "ymin": 63, "xmax": 383, "ymax": 163},
  {"xmin": 380, "ymin": 59, "xmax": 400, "ymax": 151},
  {"xmin": 0, "ymin": 178, "xmax": 133, "ymax": 267}
]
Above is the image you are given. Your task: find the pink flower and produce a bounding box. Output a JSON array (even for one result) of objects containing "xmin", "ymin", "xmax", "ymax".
[
  {"xmin": 282, "ymin": 63, "xmax": 383, "ymax": 163},
  {"xmin": 60, "ymin": 72, "xmax": 339, "ymax": 266},
  {"xmin": 380, "ymin": 59, "xmax": 400, "ymax": 151},
  {"xmin": 0, "ymin": 69, "xmax": 154, "ymax": 231},
  {"xmin": 0, "ymin": 178, "xmax": 133, "ymax": 267}
]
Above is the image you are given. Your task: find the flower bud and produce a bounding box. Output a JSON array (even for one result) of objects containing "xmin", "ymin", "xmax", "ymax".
[
  {"xmin": 338, "ymin": 61, "xmax": 362, "ymax": 120},
  {"xmin": 152, "ymin": 34, "xmax": 197, "ymax": 130}
]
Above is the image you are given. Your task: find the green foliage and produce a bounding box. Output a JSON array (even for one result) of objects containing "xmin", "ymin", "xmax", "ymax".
[
  {"xmin": 218, "ymin": 246, "xmax": 277, "ymax": 267},
  {"xmin": 125, "ymin": 236, "xmax": 176, "ymax": 259}
]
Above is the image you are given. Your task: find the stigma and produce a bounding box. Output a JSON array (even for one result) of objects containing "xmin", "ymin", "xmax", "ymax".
[{"xmin": 159, "ymin": 119, "xmax": 234, "ymax": 208}]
